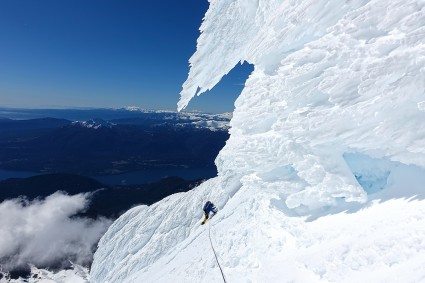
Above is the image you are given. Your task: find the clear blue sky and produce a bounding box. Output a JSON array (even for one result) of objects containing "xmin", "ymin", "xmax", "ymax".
[{"xmin": 0, "ymin": 0, "xmax": 252, "ymax": 113}]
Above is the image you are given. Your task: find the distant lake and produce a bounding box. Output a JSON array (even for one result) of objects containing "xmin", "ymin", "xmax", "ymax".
[{"xmin": 0, "ymin": 167, "xmax": 217, "ymax": 185}]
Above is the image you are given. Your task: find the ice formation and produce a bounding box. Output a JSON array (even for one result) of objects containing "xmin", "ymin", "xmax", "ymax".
[{"xmin": 91, "ymin": 0, "xmax": 425, "ymax": 282}]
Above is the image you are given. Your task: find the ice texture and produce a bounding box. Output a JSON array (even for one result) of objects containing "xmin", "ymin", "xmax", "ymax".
[
  {"xmin": 180, "ymin": 0, "xmax": 425, "ymax": 209},
  {"xmin": 91, "ymin": 0, "xmax": 425, "ymax": 282}
]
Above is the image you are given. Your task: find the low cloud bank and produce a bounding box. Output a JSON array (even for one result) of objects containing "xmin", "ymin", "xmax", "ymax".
[{"xmin": 0, "ymin": 192, "xmax": 112, "ymax": 272}]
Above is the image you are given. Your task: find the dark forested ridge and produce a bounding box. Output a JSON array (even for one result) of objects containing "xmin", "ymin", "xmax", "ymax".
[{"xmin": 0, "ymin": 117, "xmax": 228, "ymax": 175}]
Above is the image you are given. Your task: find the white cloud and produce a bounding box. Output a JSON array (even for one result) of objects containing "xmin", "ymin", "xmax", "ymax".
[{"xmin": 0, "ymin": 192, "xmax": 112, "ymax": 271}]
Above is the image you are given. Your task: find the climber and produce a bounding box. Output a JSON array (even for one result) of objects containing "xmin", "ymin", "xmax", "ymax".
[{"xmin": 201, "ymin": 201, "xmax": 218, "ymax": 225}]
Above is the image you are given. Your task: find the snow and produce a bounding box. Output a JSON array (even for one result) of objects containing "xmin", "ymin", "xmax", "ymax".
[
  {"xmin": 0, "ymin": 264, "xmax": 89, "ymax": 283},
  {"xmin": 73, "ymin": 110, "xmax": 231, "ymax": 131},
  {"xmin": 72, "ymin": 119, "xmax": 115, "ymax": 129},
  {"xmin": 91, "ymin": 0, "xmax": 425, "ymax": 282},
  {"xmin": 177, "ymin": 111, "xmax": 231, "ymax": 130}
]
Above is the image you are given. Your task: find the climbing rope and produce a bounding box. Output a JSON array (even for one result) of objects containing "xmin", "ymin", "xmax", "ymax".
[{"xmin": 208, "ymin": 222, "xmax": 228, "ymax": 283}]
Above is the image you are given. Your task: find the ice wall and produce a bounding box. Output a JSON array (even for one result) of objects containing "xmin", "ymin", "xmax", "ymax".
[
  {"xmin": 91, "ymin": 1, "xmax": 425, "ymax": 282},
  {"xmin": 180, "ymin": 0, "xmax": 425, "ymax": 209}
]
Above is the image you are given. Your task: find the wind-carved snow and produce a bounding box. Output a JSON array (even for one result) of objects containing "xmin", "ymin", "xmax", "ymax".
[
  {"xmin": 181, "ymin": 0, "xmax": 425, "ymax": 210},
  {"xmin": 91, "ymin": 0, "xmax": 425, "ymax": 282}
]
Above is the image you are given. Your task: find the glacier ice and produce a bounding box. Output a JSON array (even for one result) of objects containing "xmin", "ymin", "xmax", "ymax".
[{"xmin": 91, "ymin": 0, "xmax": 425, "ymax": 282}]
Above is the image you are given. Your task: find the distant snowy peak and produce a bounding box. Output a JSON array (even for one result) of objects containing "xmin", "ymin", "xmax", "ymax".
[
  {"xmin": 120, "ymin": 106, "xmax": 231, "ymax": 118},
  {"xmin": 115, "ymin": 107, "xmax": 231, "ymax": 130},
  {"xmin": 178, "ymin": 112, "xmax": 232, "ymax": 131},
  {"xmin": 189, "ymin": 120, "xmax": 229, "ymax": 131},
  {"xmin": 119, "ymin": 106, "xmax": 174, "ymax": 113},
  {"xmin": 72, "ymin": 119, "xmax": 115, "ymax": 129},
  {"xmin": 0, "ymin": 264, "xmax": 89, "ymax": 283},
  {"xmin": 122, "ymin": 106, "xmax": 145, "ymax": 112},
  {"xmin": 72, "ymin": 115, "xmax": 230, "ymax": 131}
]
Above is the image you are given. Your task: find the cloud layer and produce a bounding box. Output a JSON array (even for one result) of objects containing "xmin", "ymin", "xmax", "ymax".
[{"xmin": 0, "ymin": 192, "xmax": 112, "ymax": 271}]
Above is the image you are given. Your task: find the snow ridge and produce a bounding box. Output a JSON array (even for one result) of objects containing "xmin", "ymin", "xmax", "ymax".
[
  {"xmin": 72, "ymin": 119, "xmax": 115, "ymax": 129},
  {"xmin": 91, "ymin": 0, "xmax": 425, "ymax": 282}
]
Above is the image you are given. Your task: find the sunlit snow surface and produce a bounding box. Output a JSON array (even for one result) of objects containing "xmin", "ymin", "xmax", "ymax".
[{"xmin": 91, "ymin": 0, "xmax": 425, "ymax": 282}]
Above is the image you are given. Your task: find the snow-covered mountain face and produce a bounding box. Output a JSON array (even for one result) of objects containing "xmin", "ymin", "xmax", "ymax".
[
  {"xmin": 0, "ymin": 107, "xmax": 231, "ymax": 131},
  {"xmin": 72, "ymin": 110, "xmax": 231, "ymax": 131},
  {"xmin": 120, "ymin": 108, "xmax": 232, "ymax": 131},
  {"xmin": 72, "ymin": 119, "xmax": 116, "ymax": 129},
  {"xmin": 91, "ymin": 0, "xmax": 425, "ymax": 282}
]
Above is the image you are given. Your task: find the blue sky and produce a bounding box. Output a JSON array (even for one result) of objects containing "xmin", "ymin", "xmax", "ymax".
[{"xmin": 0, "ymin": 0, "xmax": 252, "ymax": 113}]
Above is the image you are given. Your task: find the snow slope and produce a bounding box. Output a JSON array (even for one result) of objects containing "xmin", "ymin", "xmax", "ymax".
[{"xmin": 91, "ymin": 0, "xmax": 425, "ymax": 282}]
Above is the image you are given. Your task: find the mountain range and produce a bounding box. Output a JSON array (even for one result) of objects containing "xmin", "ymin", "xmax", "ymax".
[{"xmin": 0, "ymin": 108, "xmax": 229, "ymax": 177}]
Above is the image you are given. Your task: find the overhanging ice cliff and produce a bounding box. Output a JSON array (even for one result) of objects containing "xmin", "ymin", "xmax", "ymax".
[{"xmin": 91, "ymin": 0, "xmax": 425, "ymax": 282}]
